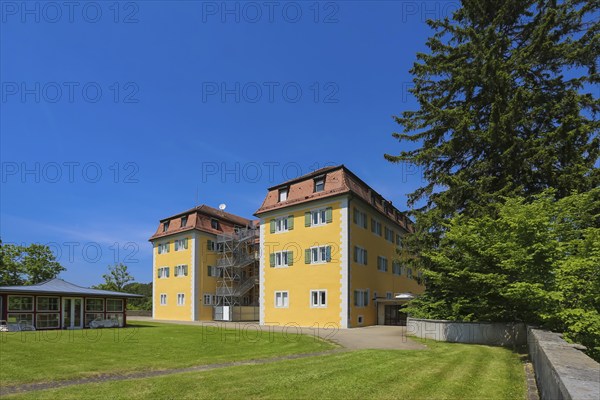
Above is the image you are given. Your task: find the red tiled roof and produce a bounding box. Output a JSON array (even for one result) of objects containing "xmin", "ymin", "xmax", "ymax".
[
  {"xmin": 149, "ymin": 205, "xmax": 256, "ymax": 241},
  {"xmin": 255, "ymin": 165, "xmax": 414, "ymax": 232}
]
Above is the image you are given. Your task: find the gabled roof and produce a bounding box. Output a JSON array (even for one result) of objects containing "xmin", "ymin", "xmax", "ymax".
[
  {"xmin": 149, "ymin": 204, "xmax": 257, "ymax": 241},
  {"xmin": 0, "ymin": 278, "xmax": 143, "ymax": 297},
  {"xmin": 255, "ymin": 165, "xmax": 414, "ymax": 232}
]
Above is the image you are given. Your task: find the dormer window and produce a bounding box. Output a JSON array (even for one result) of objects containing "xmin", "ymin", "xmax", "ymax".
[
  {"xmin": 278, "ymin": 188, "xmax": 288, "ymax": 202},
  {"xmin": 163, "ymin": 221, "xmax": 170, "ymax": 232},
  {"xmin": 181, "ymin": 216, "xmax": 188, "ymax": 227},
  {"xmin": 314, "ymin": 176, "xmax": 325, "ymax": 193},
  {"xmin": 211, "ymin": 219, "xmax": 220, "ymax": 230}
]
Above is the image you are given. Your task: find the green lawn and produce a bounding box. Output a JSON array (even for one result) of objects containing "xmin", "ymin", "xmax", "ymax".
[
  {"xmin": 0, "ymin": 322, "xmax": 333, "ymax": 387},
  {"xmin": 3, "ymin": 334, "xmax": 526, "ymax": 399}
]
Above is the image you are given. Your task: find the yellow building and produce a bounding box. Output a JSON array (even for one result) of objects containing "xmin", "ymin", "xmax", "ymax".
[
  {"xmin": 150, "ymin": 165, "xmax": 424, "ymax": 327},
  {"xmin": 149, "ymin": 205, "xmax": 259, "ymax": 321},
  {"xmin": 255, "ymin": 165, "xmax": 424, "ymax": 328}
]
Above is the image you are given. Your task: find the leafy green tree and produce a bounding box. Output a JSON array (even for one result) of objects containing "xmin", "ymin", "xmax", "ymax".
[
  {"xmin": 94, "ymin": 263, "xmax": 134, "ymax": 291},
  {"xmin": 123, "ymin": 282, "xmax": 152, "ymax": 310},
  {"xmin": 407, "ymin": 189, "xmax": 600, "ymax": 360},
  {"xmin": 0, "ymin": 241, "xmax": 64, "ymax": 285},
  {"xmin": 386, "ymin": 0, "xmax": 599, "ymax": 241}
]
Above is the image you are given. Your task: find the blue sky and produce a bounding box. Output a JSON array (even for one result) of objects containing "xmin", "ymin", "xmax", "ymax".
[{"xmin": 0, "ymin": 1, "xmax": 459, "ymax": 286}]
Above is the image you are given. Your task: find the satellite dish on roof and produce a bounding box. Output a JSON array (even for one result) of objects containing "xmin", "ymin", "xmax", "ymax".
[{"xmin": 219, "ymin": 203, "xmax": 227, "ymax": 211}]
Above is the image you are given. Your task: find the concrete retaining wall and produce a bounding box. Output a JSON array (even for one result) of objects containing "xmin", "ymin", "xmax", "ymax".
[
  {"xmin": 407, "ymin": 317, "xmax": 527, "ymax": 346},
  {"xmin": 528, "ymin": 328, "xmax": 600, "ymax": 400}
]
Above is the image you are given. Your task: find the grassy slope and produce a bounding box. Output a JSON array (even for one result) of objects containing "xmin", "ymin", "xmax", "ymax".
[
  {"xmin": 6, "ymin": 340, "xmax": 526, "ymax": 400},
  {"xmin": 0, "ymin": 322, "xmax": 333, "ymax": 386}
]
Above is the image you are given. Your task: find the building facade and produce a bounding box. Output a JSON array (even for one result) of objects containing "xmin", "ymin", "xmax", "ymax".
[
  {"xmin": 149, "ymin": 205, "xmax": 259, "ymax": 322},
  {"xmin": 255, "ymin": 165, "xmax": 424, "ymax": 328},
  {"xmin": 150, "ymin": 165, "xmax": 424, "ymax": 328}
]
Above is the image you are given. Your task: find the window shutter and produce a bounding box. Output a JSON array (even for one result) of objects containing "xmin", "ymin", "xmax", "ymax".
[
  {"xmin": 353, "ymin": 246, "xmax": 358, "ymax": 262},
  {"xmin": 157, "ymin": 269, "xmax": 161, "ymax": 278},
  {"xmin": 166, "ymin": 267, "xmax": 170, "ymax": 278},
  {"xmin": 326, "ymin": 207, "xmax": 333, "ymax": 223},
  {"xmin": 365, "ymin": 289, "xmax": 369, "ymax": 306},
  {"xmin": 269, "ymin": 253, "xmax": 275, "ymax": 268},
  {"xmin": 371, "ymin": 219, "xmax": 375, "ymax": 232},
  {"xmin": 364, "ymin": 250, "xmax": 368, "ymax": 264},
  {"xmin": 304, "ymin": 249, "xmax": 311, "ymax": 264},
  {"xmin": 305, "ymin": 212, "xmax": 311, "ymax": 227},
  {"xmin": 288, "ymin": 215, "xmax": 294, "ymax": 230},
  {"xmin": 287, "ymin": 250, "xmax": 293, "ymax": 266},
  {"xmin": 207, "ymin": 240, "xmax": 212, "ymax": 250},
  {"xmin": 326, "ymin": 246, "xmax": 332, "ymax": 262},
  {"xmin": 184, "ymin": 265, "xmax": 189, "ymax": 276},
  {"xmin": 270, "ymin": 219, "xmax": 276, "ymax": 234},
  {"xmin": 353, "ymin": 208, "xmax": 357, "ymax": 224},
  {"xmin": 354, "ymin": 290, "xmax": 358, "ymax": 306},
  {"xmin": 208, "ymin": 266, "xmax": 212, "ymax": 276},
  {"xmin": 184, "ymin": 239, "xmax": 188, "ymax": 249}
]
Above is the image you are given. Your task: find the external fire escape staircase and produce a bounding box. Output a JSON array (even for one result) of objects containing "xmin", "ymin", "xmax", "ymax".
[{"xmin": 213, "ymin": 226, "xmax": 259, "ymax": 321}]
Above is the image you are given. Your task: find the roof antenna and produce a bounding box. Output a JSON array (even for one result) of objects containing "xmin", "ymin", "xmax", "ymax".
[{"xmin": 218, "ymin": 203, "xmax": 227, "ymax": 213}]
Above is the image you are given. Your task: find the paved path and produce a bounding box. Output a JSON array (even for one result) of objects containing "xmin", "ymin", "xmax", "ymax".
[{"xmin": 130, "ymin": 317, "xmax": 427, "ymax": 350}]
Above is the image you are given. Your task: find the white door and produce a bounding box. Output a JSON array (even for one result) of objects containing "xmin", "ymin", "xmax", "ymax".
[{"xmin": 62, "ymin": 298, "xmax": 83, "ymax": 329}]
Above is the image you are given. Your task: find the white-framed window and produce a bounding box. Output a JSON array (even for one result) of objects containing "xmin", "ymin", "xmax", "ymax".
[
  {"xmin": 8, "ymin": 296, "xmax": 33, "ymax": 312},
  {"xmin": 207, "ymin": 265, "xmax": 220, "ymax": 277},
  {"xmin": 353, "ymin": 208, "xmax": 368, "ymax": 228},
  {"xmin": 310, "ymin": 290, "xmax": 327, "ymax": 308},
  {"xmin": 396, "ymin": 233, "xmax": 402, "ymax": 246},
  {"xmin": 407, "ymin": 268, "xmax": 413, "ymax": 279},
  {"xmin": 310, "ymin": 245, "xmax": 331, "ymax": 264},
  {"xmin": 353, "ymin": 289, "xmax": 369, "ymax": 307},
  {"xmin": 203, "ymin": 293, "xmax": 215, "ymax": 306},
  {"xmin": 36, "ymin": 313, "xmax": 60, "ymax": 329},
  {"xmin": 211, "ymin": 219, "xmax": 220, "ymax": 230},
  {"xmin": 177, "ymin": 293, "xmax": 185, "ymax": 306},
  {"xmin": 107, "ymin": 299, "xmax": 124, "ymax": 312},
  {"xmin": 371, "ymin": 219, "xmax": 382, "ymax": 236},
  {"xmin": 271, "ymin": 216, "xmax": 293, "ymax": 233},
  {"xmin": 384, "ymin": 227, "xmax": 394, "ymax": 243},
  {"xmin": 274, "ymin": 291, "xmax": 289, "ymax": 308},
  {"xmin": 353, "ymin": 246, "xmax": 367, "ymax": 265},
  {"xmin": 377, "ymin": 256, "xmax": 388, "ymax": 272},
  {"xmin": 174, "ymin": 265, "xmax": 189, "ymax": 277},
  {"xmin": 7, "ymin": 313, "xmax": 33, "ymax": 325},
  {"xmin": 37, "ymin": 296, "xmax": 60, "ymax": 311},
  {"xmin": 85, "ymin": 298, "xmax": 104, "ymax": 312},
  {"xmin": 386, "ymin": 292, "xmax": 393, "ymax": 300},
  {"xmin": 314, "ymin": 177, "xmax": 325, "ymax": 192},
  {"xmin": 85, "ymin": 313, "xmax": 104, "ymax": 328},
  {"xmin": 312, "ymin": 208, "xmax": 327, "ymax": 226},
  {"xmin": 174, "ymin": 238, "xmax": 188, "ymax": 251},
  {"xmin": 158, "ymin": 242, "xmax": 170, "ymax": 254},
  {"xmin": 392, "ymin": 260, "xmax": 402, "ymax": 275},
  {"xmin": 305, "ymin": 207, "xmax": 332, "ymax": 227},
  {"xmin": 160, "ymin": 294, "xmax": 167, "ymax": 305},
  {"xmin": 278, "ymin": 188, "xmax": 288, "ymax": 202},
  {"xmin": 157, "ymin": 266, "xmax": 170, "ymax": 278},
  {"xmin": 273, "ymin": 251, "xmax": 290, "ymax": 267}
]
